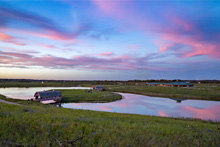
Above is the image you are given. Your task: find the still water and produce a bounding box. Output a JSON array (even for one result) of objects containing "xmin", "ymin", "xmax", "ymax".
[
  {"xmin": 0, "ymin": 87, "xmax": 90, "ymax": 99},
  {"xmin": 0, "ymin": 87, "xmax": 220, "ymax": 121},
  {"xmin": 62, "ymin": 93, "xmax": 220, "ymax": 121}
]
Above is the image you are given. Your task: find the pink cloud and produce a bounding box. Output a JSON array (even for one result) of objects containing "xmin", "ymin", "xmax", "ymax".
[
  {"xmin": 95, "ymin": 52, "xmax": 114, "ymax": 56},
  {"xmin": 41, "ymin": 44, "xmax": 55, "ymax": 49},
  {"xmin": 93, "ymin": 0, "xmax": 125, "ymax": 17},
  {"xmin": 157, "ymin": 33, "xmax": 220, "ymax": 58},
  {"xmin": 0, "ymin": 32, "xmax": 27, "ymax": 46},
  {"xmin": 0, "ymin": 51, "xmax": 169, "ymax": 71},
  {"xmin": 93, "ymin": 1, "xmax": 220, "ymax": 59},
  {"xmin": 0, "ymin": 32, "xmax": 12, "ymax": 40}
]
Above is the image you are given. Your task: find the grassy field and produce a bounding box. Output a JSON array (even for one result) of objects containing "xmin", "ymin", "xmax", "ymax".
[
  {"xmin": 60, "ymin": 89, "xmax": 122, "ymax": 103},
  {"xmin": 104, "ymin": 85, "xmax": 220, "ymax": 101},
  {"xmin": 0, "ymin": 95, "xmax": 219, "ymax": 146},
  {"xmin": 0, "ymin": 81, "xmax": 80, "ymax": 88},
  {"xmin": 1, "ymin": 81, "xmax": 220, "ymax": 101}
]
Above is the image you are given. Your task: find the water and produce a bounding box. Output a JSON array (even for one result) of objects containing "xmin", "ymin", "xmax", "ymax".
[
  {"xmin": 62, "ymin": 93, "xmax": 220, "ymax": 121},
  {"xmin": 0, "ymin": 87, "xmax": 90, "ymax": 99},
  {"xmin": 0, "ymin": 87, "xmax": 220, "ymax": 121}
]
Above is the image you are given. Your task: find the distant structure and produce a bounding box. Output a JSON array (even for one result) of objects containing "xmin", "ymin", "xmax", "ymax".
[
  {"xmin": 34, "ymin": 90, "xmax": 62, "ymax": 102},
  {"xmin": 93, "ymin": 85, "xmax": 104, "ymax": 91},
  {"xmin": 146, "ymin": 81, "xmax": 193, "ymax": 87}
]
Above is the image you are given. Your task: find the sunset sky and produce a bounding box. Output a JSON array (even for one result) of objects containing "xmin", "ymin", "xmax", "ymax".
[{"xmin": 0, "ymin": 0, "xmax": 220, "ymax": 80}]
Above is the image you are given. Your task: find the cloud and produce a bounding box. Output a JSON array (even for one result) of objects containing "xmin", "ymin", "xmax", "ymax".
[
  {"xmin": 0, "ymin": 32, "xmax": 12, "ymax": 40},
  {"xmin": 0, "ymin": 5, "xmax": 92, "ymax": 41},
  {"xmin": 0, "ymin": 51, "xmax": 170, "ymax": 71},
  {"xmin": 0, "ymin": 32, "xmax": 27, "ymax": 46},
  {"xmin": 95, "ymin": 52, "xmax": 114, "ymax": 57},
  {"xmin": 93, "ymin": 1, "xmax": 220, "ymax": 59}
]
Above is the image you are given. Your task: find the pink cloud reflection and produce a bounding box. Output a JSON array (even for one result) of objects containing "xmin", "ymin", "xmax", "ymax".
[
  {"xmin": 183, "ymin": 105, "xmax": 220, "ymax": 120},
  {"xmin": 158, "ymin": 111, "xmax": 169, "ymax": 117},
  {"xmin": 96, "ymin": 106, "xmax": 112, "ymax": 111}
]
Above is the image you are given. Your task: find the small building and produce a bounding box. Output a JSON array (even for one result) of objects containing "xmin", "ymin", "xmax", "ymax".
[
  {"xmin": 93, "ymin": 86, "xmax": 104, "ymax": 91},
  {"xmin": 146, "ymin": 82, "xmax": 193, "ymax": 87},
  {"xmin": 34, "ymin": 90, "xmax": 62, "ymax": 101}
]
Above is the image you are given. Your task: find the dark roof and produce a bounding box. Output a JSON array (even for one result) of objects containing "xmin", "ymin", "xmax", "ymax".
[
  {"xmin": 34, "ymin": 90, "xmax": 62, "ymax": 98},
  {"xmin": 147, "ymin": 82, "xmax": 193, "ymax": 86}
]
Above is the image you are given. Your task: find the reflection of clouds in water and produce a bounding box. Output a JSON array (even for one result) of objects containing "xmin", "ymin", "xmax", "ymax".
[
  {"xmin": 158, "ymin": 111, "xmax": 169, "ymax": 117},
  {"xmin": 63, "ymin": 93, "xmax": 220, "ymax": 121},
  {"xmin": 158, "ymin": 103, "xmax": 220, "ymax": 121},
  {"xmin": 181, "ymin": 104, "xmax": 220, "ymax": 120},
  {"xmin": 95, "ymin": 106, "xmax": 112, "ymax": 111},
  {"xmin": 1, "ymin": 87, "xmax": 220, "ymax": 121}
]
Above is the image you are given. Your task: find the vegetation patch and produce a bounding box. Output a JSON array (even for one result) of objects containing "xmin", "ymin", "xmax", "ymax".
[
  {"xmin": 104, "ymin": 85, "xmax": 220, "ymax": 101},
  {"xmin": 60, "ymin": 89, "xmax": 122, "ymax": 103},
  {"xmin": 0, "ymin": 96, "xmax": 219, "ymax": 146}
]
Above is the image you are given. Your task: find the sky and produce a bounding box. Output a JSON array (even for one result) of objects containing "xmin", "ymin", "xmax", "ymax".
[{"xmin": 0, "ymin": 0, "xmax": 220, "ymax": 80}]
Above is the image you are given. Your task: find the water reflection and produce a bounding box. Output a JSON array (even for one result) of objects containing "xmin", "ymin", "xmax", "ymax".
[
  {"xmin": 0, "ymin": 87, "xmax": 219, "ymax": 121},
  {"xmin": 0, "ymin": 87, "xmax": 90, "ymax": 99},
  {"xmin": 62, "ymin": 93, "xmax": 220, "ymax": 121}
]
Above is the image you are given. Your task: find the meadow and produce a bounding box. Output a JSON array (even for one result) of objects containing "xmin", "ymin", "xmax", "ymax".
[
  {"xmin": 104, "ymin": 85, "xmax": 220, "ymax": 101},
  {"xmin": 1, "ymin": 81, "xmax": 219, "ymax": 101},
  {"xmin": 60, "ymin": 89, "xmax": 122, "ymax": 103},
  {"xmin": 0, "ymin": 95, "xmax": 219, "ymax": 146}
]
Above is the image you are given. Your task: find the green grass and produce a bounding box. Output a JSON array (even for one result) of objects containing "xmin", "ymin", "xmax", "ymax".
[
  {"xmin": 105, "ymin": 85, "xmax": 220, "ymax": 101},
  {"xmin": 0, "ymin": 81, "xmax": 80, "ymax": 88},
  {"xmin": 1, "ymin": 81, "xmax": 220, "ymax": 101},
  {"xmin": 60, "ymin": 89, "xmax": 122, "ymax": 103},
  {"xmin": 0, "ymin": 95, "xmax": 219, "ymax": 146}
]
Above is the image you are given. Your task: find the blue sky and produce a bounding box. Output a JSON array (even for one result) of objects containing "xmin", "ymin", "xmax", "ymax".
[{"xmin": 0, "ymin": 0, "xmax": 220, "ymax": 80}]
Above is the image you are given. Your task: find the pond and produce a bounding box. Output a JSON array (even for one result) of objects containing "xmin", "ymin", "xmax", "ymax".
[
  {"xmin": 0, "ymin": 87, "xmax": 220, "ymax": 121},
  {"xmin": 0, "ymin": 87, "xmax": 90, "ymax": 99}
]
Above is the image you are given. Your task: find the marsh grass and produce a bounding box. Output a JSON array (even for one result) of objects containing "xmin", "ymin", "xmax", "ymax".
[
  {"xmin": 1, "ymin": 81, "xmax": 219, "ymax": 101},
  {"xmin": 60, "ymin": 89, "xmax": 122, "ymax": 103},
  {"xmin": 105, "ymin": 85, "xmax": 220, "ymax": 101},
  {"xmin": 0, "ymin": 96, "xmax": 219, "ymax": 146}
]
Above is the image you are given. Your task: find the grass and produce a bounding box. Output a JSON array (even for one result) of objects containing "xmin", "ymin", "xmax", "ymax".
[
  {"xmin": 1, "ymin": 81, "xmax": 220, "ymax": 101},
  {"xmin": 59, "ymin": 89, "xmax": 122, "ymax": 103},
  {"xmin": 104, "ymin": 85, "xmax": 220, "ymax": 101},
  {"xmin": 0, "ymin": 95, "xmax": 219, "ymax": 146},
  {"xmin": 0, "ymin": 81, "xmax": 80, "ymax": 88}
]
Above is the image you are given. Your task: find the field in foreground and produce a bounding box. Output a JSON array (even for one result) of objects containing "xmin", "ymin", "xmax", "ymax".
[
  {"xmin": 60, "ymin": 89, "xmax": 122, "ymax": 103},
  {"xmin": 0, "ymin": 95, "xmax": 219, "ymax": 146}
]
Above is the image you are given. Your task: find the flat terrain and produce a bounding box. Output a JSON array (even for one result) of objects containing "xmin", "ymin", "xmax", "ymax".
[
  {"xmin": 1, "ymin": 81, "xmax": 219, "ymax": 101},
  {"xmin": 105, "ymin": 85, "xmax": 220, "ymax": 101},
  {"xmin": 60, "ymin": 89, "xmax": 122, "ymax": 103},
  {"xmin": 0, "ymin": 95, "xmax": 219, "ymax": 146}
]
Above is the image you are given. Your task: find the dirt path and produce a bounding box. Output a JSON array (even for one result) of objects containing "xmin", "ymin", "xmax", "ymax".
[{"xmin": 0, "ymin": 99, "xmax": 21, "ymax": 105}]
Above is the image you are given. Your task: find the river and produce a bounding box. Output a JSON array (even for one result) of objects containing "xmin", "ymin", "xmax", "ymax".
[{"xmin": 0, "ymin": 87, "xmax": 220, "ymax": 121}]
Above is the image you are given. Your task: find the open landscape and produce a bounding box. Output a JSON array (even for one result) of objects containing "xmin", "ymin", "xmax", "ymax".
[
  {"xmin": 1, "ymin": 80, "xmax": 219, "ymax": 101},
  {"xmin": 1, "ymin": 0, "xmax": 220, "ymax": 146},
  {"xmin": 0, "ymin": 80, "xmax": 220, "ymax": 146},
  {"xmin": 0, "ymin": 94, "xmax": 220, "ymax": 146}
]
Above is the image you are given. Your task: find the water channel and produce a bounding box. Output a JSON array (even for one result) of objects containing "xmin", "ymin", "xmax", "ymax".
[{"xmin": 0, "ymin": 87, "xmax": 220, "ymax": 121}]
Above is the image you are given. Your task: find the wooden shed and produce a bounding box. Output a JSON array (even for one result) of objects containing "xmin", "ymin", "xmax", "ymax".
[{"xmin": 34, "ymin": 90, "xmax": 62, "ymax": 101}]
